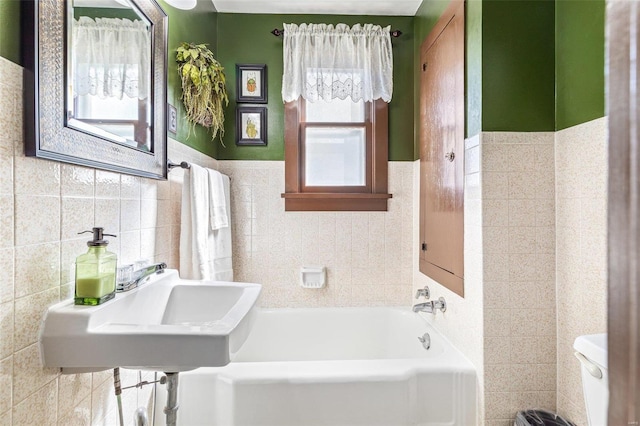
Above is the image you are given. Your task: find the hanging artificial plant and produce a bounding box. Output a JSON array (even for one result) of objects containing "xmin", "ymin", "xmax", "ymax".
[{"xmin": 176, "ymin": 42, "xmax": 229, "ymax": 145}]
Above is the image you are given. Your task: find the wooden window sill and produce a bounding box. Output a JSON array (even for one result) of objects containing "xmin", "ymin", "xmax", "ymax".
[{"xmin": 281, "ymin": 192, "xmax": 392, "ymax": 211}]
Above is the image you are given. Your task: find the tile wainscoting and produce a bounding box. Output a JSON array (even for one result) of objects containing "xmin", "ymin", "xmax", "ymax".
[
  {"xmin": 415, "ymin": 131, "xmax": 559, "ymax": 426},
  {"xmin": 556, "ymin": 117, "xmax": 608, "ymax": 426},
  {"xmin": 0, "ymin": 48, "xmax": 608, "ymax": 426},
  {"xmin": 217, "ymin": 160, "xmax": 415, "ymax": 308},
  {"xmin": 0, "ymin": 56, "xmax": 217, "ymax": 425}
]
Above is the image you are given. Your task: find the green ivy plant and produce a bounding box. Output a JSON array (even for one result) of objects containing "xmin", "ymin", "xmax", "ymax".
[{"xmin": 176, "ymin": 42, "xmax": 229, "ymax": 145}]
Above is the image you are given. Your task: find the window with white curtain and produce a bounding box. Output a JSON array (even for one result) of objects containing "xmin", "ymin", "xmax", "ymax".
[
  {"xmin": 281, "ymin": 23, "xmax": 393, "ymax": 103},
  {"xmin": 281, "ymin": 23, "xmax": 394, "ymax": 211},
  {"xmin": 72, "ymin": 16, "xmax": 151, "ymax": 100},
  {"xmin": 69, "ymin": 16, "xmax": 151, "ymax": 149}
]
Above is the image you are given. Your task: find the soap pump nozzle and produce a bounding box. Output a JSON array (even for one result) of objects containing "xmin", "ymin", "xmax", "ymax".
[{"xmin": 78, "ymin": 227, "xmax": 117, "ymax": 247}]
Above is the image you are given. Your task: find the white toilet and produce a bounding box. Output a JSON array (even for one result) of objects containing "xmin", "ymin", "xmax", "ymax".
[{"xmin": 573, "ymin": 333, "xmax": 608, "ymax": 426}]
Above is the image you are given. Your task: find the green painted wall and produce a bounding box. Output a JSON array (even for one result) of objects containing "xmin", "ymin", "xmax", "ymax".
[
  {"xmin": 156, "ymin": 0, "xmax": 219, "ymax": 159},
  {"xmin": 482, "ymin": 0, "xmax": 556, "ymax": 132},
  {"xmin": 466, "ymin": 0, "xmax": 483, "ymax": 138},
  {"xmin": 0, "ymin": 0, "xmax": 21, "ymax": 65},
  {"xmin": 216, "ymin": 13, "xmax": 415, "ymax": 161},
  {"xmin": 2, "ymin": 1, "xmax": 606, "ymax": 160},
  {"xmin": 555, "ymin": 0, "xmax": 605, "ymax": 130},
  {"xmin": 413, "ymin": 0, "xmax": 483, "ymax": 159},
  {"xmin": 414, "ymin": 0, "xmax": 558, "ymax": 152}
]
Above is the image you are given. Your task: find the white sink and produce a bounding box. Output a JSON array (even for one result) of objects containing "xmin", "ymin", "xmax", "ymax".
[{"xmin": 40, "ymin": 269, "xmax": 261, "ymax": 373}]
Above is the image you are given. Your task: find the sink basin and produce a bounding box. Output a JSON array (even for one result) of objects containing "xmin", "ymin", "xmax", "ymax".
[{"xmin": 40, "ymin": 269, "xmax": 261, "ymax": 373}]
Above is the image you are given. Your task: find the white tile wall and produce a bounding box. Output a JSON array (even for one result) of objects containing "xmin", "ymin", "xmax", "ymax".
[
  {"xmin": 1, "ymin": 50, "xmax": 610, "ymax": 426},
  {"xmin": 481, "ymin": 131, "xmax": 557, "ymax": 425},
  {"xmin": 1, "ymin": 54, "xmax": 415, "ymax": 425},
  {"xmin": 555, "ymin": 117, "xmax": 608, "ymax": 426},
  {"xmin": 413, "ymin": 134, "xmax": 486, "ymax": 422},
  {"xmin": 0, "ymin": 56, "xmax": 216, "ymax": 425},
  {"xmin": 217, "ymin": 160, "xmax": 415, "ymax": 308},
  {"xmin": 327, "ymin": 122, "xmax": 600, "ymax": 426},
  {"xmin": 414, "ymin": 131, "xmax": 558, "ymax": 426}
]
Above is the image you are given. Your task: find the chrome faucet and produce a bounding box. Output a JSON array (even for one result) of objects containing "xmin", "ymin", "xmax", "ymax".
[
  {"xmin": 117, "ymin": 262, "xmax": 167, "ymax": 292},
  {"xmin": 412, "ymin": 297, "xmax": 447, "ymax": 314},
  {"xmin": 415, "ymin": 286, "xmax": 430, "ymax": 299}
]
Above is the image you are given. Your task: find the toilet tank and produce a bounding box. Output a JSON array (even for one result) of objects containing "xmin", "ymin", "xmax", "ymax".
[{"xmin": 573, "ymin": 334, "xmax": 608, "ymax": 426}]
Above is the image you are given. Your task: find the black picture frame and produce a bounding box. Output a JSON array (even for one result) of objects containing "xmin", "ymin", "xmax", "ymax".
[
  {"xmin": 236, "ymin": 64, "xmax": 267, "ymax": 103},
  {"xmin": 236, "ymin": 106, "xmax": 267, "ymax": 146}
]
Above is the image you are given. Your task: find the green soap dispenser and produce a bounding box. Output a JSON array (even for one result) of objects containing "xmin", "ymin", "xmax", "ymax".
[{"xmin": 74, "ymin": 227, "xmax": 117, "ymax": 306}]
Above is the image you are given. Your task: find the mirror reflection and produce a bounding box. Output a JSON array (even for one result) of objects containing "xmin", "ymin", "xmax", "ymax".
[{"xmin": 68, "ymin": 0, "xmax": 153, "ymax": 152}]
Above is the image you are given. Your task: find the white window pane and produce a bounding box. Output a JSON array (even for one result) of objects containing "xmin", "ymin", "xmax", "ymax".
[
  {"xmin": 305, "ymin": 127, "xmax": 365, "ymax": 186},
  {"xmin": 93, "ymin": 124, "xmax": 135, "ymax": 140},
  {"xmin": 75, "ymin": 94, "xmax": 141, "ymax": 120},
  {"xmin": 305, "ymin": 98, "xmax": 365, "ymax": 123}
]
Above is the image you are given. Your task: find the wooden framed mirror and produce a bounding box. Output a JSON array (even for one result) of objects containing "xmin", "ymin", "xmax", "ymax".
[{"xmin": 23, "ymin": 0, "xmax": 168, "ymax": 179}]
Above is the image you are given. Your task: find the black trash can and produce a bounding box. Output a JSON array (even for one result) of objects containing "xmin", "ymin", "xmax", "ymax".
[{"xmin": 514, "ymin": 409, "xmax": 575, "ymax": 426}]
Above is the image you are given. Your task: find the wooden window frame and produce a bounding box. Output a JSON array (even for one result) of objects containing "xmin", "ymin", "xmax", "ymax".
[{"xmin": 282, "ymin": 97, "xmax": 391, "ymax": 211}]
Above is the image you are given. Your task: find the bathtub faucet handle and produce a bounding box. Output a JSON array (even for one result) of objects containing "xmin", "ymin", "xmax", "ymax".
[
  {"xmin": 415, "ymin": 286, "xmax": 430, "ymax": 299},
  {"xmin": 432, "ymin": 297, "xmax": 446, "ymax": 313}
]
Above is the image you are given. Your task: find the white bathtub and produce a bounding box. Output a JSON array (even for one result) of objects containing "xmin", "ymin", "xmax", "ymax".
[{"xmin": 154, "ymin": 307, "xmax": 477, "ymax": 426}]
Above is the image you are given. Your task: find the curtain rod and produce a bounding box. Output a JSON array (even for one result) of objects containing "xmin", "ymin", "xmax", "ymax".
[{"xmin": 270, "ymin": 28, "xmax": 402, "ymax": 38}]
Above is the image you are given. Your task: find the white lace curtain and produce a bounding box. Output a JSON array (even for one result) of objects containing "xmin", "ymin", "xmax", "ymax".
[
  {"xmin": 72, "ymin": 16, "xmax": 150, "ymax": 100},
  {"xmin": 281, "ymin": 23, "xmax": 393, "ymax": 103}
]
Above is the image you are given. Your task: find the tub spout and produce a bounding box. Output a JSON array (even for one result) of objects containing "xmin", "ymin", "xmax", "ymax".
[
  {"xmin": 413, "ymin": 302, "xmax": 434, "ymax": 313},
  {"xmin": 412, "ymin": 297, "xmax": 447, "ymax": 314}
]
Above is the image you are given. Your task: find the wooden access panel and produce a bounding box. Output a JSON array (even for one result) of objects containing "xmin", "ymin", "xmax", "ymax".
[{"xmin": 418, "ymin": 0, "xmax": 465, "ymax": 296}]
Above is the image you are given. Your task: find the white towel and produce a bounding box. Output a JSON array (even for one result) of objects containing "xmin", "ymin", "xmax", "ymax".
[
  {"xmin": 208, "ymin": 169, "xmax": 229, "ymax": 230},
  {"xmin": 210, "ymin": 174, "xmax": 233, "ymax": 282},
  {"xmin": 179, "ymin": 164, "xmax": 210, "ymax": 280},
  {"xmin": 179, "ymin": 165, "xmax": 233, "ymax": 282}
]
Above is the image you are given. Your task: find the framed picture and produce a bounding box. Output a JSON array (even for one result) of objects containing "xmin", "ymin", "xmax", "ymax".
[
  {"xmin": 236, "ymin": 64, "xmax": 267, "ymax": 103},
  {"xmin": 236, "ymin": 106, "xmax": 267, "ymax": 146}
]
